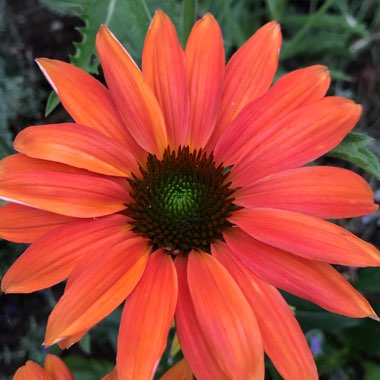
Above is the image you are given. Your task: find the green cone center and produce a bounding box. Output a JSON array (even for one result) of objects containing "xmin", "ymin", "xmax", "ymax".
[{"xmin": 125, "ymin": 146, "xmax": 238, "ymax": 254}]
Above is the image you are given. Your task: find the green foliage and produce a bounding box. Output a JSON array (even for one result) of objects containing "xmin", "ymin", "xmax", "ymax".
[{"xmin": 328, "ymin": 132, "xmax": 380, "ymax": 180}]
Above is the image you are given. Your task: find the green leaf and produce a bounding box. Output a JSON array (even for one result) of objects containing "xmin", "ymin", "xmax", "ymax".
[
  {"xmin": 44, "ymin": 91, "xmax": 60, "ymax": 117},
  {"xmin": 64, "ymin": 355, "xmax": 114, "ymax": 379},
  {"xmin": 328, "ymin": 132, "xmax": 380, "ymax": 180},
  {"xmin": 355, "ymin": 268, "xmax": 380, "ymax": 292},
  {"xmin": 78, "ymin": 333, "xmax": 91, "ymax": 355}
]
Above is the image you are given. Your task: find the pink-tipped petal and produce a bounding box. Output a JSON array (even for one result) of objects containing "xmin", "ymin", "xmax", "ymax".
[
  {"xmin": 96, "ymin": 25, "xmax": 168, "ymax": 156},
  {"xmin": 14, "ymin": 123, "xmax": 139, "ymax": 176},
  {"xmin": 117, "ymin": 250, "xmax": 177, "ymax": 379},
  {"xmin": 143, "ymin": 10, "xmax": 189, "ymax": 147},
  {"xmin": 224, "ymin": 228, "xmax": 376, "ymax": 318},
  {"xmin": 36, "ymin": 58, "xmax": 143, "ymax": 160},
  {"xmin": 235, "ymin": 166, "xmax": 377, "ymax": 218},
  {"xmin": 230, "ymin": 208, "xmax": 380, "ymax": 267},
  {"xmin": 213, "ymin": 242, "xmax": 318, "ymax": 380},
  {"xmin": 185, "ymin": 14, "xmax": 224, "ymax": 149},
  {"xmin": 44, "ymin": 237, "xmax": 150, "ymax": 346},
  {"xmin": 1, "ymin": 214, "xmax": 131, "ymax": 293},
  {"xmin": 214, "ymin": 65, "xmax": 330, "ymax": 163},
  {"xmin": 207, "ymin": 21, "xmax": 281, "ymax": 149},
  {"xmin": 0, "ymin": 203, "xmax": 73, "ymax": 243}
]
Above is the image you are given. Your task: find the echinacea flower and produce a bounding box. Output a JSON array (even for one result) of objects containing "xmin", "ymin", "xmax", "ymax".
[
  {"xmin": 13, "ymin": 354, "xmax": 73, "ymax": 380},
  {"xmin": 1, "ymin": 10, "xmax": 379, "ymax": 380}
]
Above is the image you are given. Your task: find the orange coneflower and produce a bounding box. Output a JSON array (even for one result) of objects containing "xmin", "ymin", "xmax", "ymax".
[
  {"xmin": 1, "ymin": 10, "xmax": 379, "ymax": 380},
  {"xmin": 13, "ymin": 354, "xmax": 73, "ymax": 380}
]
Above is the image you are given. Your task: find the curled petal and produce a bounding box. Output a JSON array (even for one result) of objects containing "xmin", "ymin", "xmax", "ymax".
[{"xmin": 13, "ymin": 361, "xmax": 50, "ymax": 380}]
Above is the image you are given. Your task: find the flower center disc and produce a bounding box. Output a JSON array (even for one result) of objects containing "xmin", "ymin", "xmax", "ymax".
[{"xmin": 126, "ymin": 147, "xmax": 238, "ymax": 254}]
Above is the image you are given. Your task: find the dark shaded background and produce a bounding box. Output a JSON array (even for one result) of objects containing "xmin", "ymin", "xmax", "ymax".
[{"xmin": 1, "ymin": 0, "xmax": 380, "ymax": 378}]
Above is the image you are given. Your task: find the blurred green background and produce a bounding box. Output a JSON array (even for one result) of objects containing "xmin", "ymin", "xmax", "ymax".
[{"xmin": 1, "ymin": 0, "xmax": 380, "ymax": 378}]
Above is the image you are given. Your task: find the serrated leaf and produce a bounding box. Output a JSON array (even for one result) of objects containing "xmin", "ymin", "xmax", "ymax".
[
  {"xmin": 328, "ymin": 132, "xmax": 380, "ymax": 180},
  {"xmin": 45, "ymin": 91, "xmax": 61, "ymax": 117},
  {"xmin": 70, "ymin": 0, "xmax": 181, "ymax": 74}
]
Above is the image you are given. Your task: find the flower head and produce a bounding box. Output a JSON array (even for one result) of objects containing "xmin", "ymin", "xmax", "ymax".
[
  {"xmin": 13, "ymin": 354, "xmax": 73, "ymax": 380},
  {"xmin": 1, "ymin": 10, "xmax": 379, "ymax": 380}
]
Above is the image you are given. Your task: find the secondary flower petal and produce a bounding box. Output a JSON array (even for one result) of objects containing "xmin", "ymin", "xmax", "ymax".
[
  {"xmin": 213, "ymin": 242, "xmax": 317, "ymax": 380},
  {"xmin": 224, "ymin": 228, "xmax": 376, "ymax": 318},
  {"xmin": 44, "ymin": 354, "xmax": 74, "ymax": 380},
  {"xmin": 230, "ymin": 208, "xmax": 380, "ymax": 266},
  {"xmin": 14, "ymin": 123, "xmax": 139, "ymax": 176},
  {"xmin": 187, "ymin": 251, "xmax": 264, "ymax": 379},
  {"xmin": 0, "ymin": 169, "xmax": 129, "ymax": 217},
  {"xmin": 13, "ymin": 361, "xmax": 50, "ymax": 380},
  {"xmin": 1, "ymin": 214, "xmax": 130, "ymax": 293},
  {"xmin": 231, "ymin": 97, "xmax": 362, "ymax": 186},
  {"xmin": 0, "ymin": 203, "xmax": 73, "ymax": 243},
  {"xmin": 44, "ymin": 236, "xmax": 150, "ymax": 345},
  {"xmin": 143, "ymin": 10, "xmax": 189, "ymax": 147},
  {"xmin": 175, "ymin": 255, "xmax": 231, "ymax": 380},
  {"xmin": 96, "ymin": 25, "xmax": 168, "ymax": 156},
  {"xmin": 35, "ymin": 58, "xmax": 143, "ymax": 159},
  {"xmin": 160, "ymin": 359, "xmax": 193, "ymax": 380},
  {"xmin": 185, "ymin": 13, "xmax": 224, "ymax": 149},
  {"xmin": 214, "ymin": 65, "xmax": 330, "ymax": 163},
  {"xmin": 117, "ymin": 250, "xmax": 178, "ymax": 380},
  {"xmin": 235, "ymin": 166, "xmax": 377, "ymax": 218},
  {"xmin": 207, "ymin": 21, "xmax": 281, "ymax": 148}
]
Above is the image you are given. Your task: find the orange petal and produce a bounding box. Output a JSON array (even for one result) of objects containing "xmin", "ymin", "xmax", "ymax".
[
  {"xmin": 214, "ymin": 65, "xmax": 330, "ymax": 163},
  {"xmin": 187, "ymin": 251, "xmax": 264, "ymax": 378},
  {"xmin": 36, "ymin": 58, "xmax": 143, "ymax": 159},
  {"xmin": 14, "ymin": 123, "xmax": 139, "ymax": 176},
  {"xmin": 230, "ymin": 208, "xmax": 380, "ymax": 267},
  {"xmin": 142, "ymin": 10, "xmax": 189, "ymax": 147},
  {"xmin": 185, "ymin": 14, "xmax": 224, "ymax": 149},
  {"xmin": 44, "ymin": 236, "xmax": 150, "ymax": 345},
  {"xmin": 44, "ymin": 354, "xmax": 73, "ymax": 380},
  {"xmin": 13, "ymin": 361, "xmax": 50, "ymax": 380},
  {"xmin": 160, "ymin": 358, "xmax": 193, "ymax": 380},
  {"xmin": 213, "ymin": 242, "xmax": 317, "ymax": 380},
  {"xmin": 0, "ymin": 153, "xmax": 86, "ymax": 174},
  {"xmin": 0, "ymin": 169, "xmax": 129, "ymax": 218},
  {"xmin": 207, "ymin": 21, "xmax": 281, "ymax": 149},
  {"xmin": 231, "ymin": 97, "xmax": 362, "ymax": 186},
  {"xmin": 96, "ymin": 25, "xmax": 167, "ymax": 156},
  {"xmin": 1, "ymin": 214, "xmax": 131, "ymax": 293},
  {"xmin": 175, "ymin": 254, "xmax": 229, "ymax": 380},
  {"xmin": 117, "ymin": 250, "xmax": 177, "ymax": 379},
  {"xmin": 58, "ymin": 330, "xmax": 88, "ymax": 350},
  {"xmin": 224, "ymin": 228, "xmax": 376, "ymax": 318},
  {"xmin": 235, "ymin": 166, "xmax": 377, "ymax": 218},
  {"xmin": 0, "ymin": 203, "xmax": 73, "ymax": 243}
]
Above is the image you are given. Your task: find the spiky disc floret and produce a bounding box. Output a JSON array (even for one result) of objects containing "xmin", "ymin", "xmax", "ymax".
[{"xmin": 125, "ymin": 146, "xmax": 239, "ymax": 254}]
